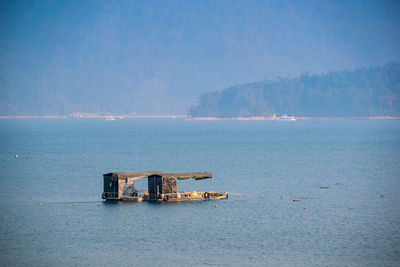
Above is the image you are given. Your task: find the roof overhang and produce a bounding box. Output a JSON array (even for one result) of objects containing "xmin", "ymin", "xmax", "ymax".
[
  {"xmin": 103, "ymin": 171, "xmax": 212, "ymax": 181},
  {"xmin": 163, "ymin": 172, "xmax": 213, "ymax": 180},
  {"xmin": 104, "ymin": 171, "xmax": 163, "ymax": 181}
]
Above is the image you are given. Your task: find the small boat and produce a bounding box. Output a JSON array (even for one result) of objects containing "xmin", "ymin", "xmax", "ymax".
[
  {"xmin": 277, "ymin": 114, "xmax": 296, "ymax": 121},
  {"xmin": 102, "ymin": 171, "xmax": 228, "ymax": 202}
]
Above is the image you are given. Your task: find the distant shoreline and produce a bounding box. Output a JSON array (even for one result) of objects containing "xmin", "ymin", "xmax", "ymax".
[
  {"xmin": 0, "ymin": 115, "xmax": 399, "ymax": 120},
  {"xmin": 185, "ymin": 116, "xmax": 400, "ymax": 121},
  {"xmin": 0, "ymin": 114, "xmax": 185, "ymax": 119}
]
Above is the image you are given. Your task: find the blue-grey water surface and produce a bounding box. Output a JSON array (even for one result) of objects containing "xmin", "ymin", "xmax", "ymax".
[{"xmin": 0, "ymin": 119, "xmax": 399, "ymax": 266}]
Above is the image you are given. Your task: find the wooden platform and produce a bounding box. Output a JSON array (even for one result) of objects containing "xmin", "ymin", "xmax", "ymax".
[
  {"xmin": 113, "ymin": 192, "xmax": 228, "ymax": 202},
  {"xmin": 147, "ymin": 191, "xmax": 228, "ymax": 202}
]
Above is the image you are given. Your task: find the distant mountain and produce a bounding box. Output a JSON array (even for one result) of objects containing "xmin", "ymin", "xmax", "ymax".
[{"xmin": 189, "ymin": 62, "xmax": 400, "ymax": 118}]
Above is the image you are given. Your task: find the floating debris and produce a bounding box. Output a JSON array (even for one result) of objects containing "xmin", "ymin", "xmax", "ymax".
[
  {"xmin": 39, "ymin": 202, "xmax": 43, "ymax": 206},
  {"xmin": 186, "ymin": 204, "xmax": 190, "ymax": 207},
  {"xmin": 280, "ymin": 196, "xmax": 283, "ymax": 199},
  {"xmin": 136, "ymin": 204, "xmax": 140, "ymax": 207},
  {"xmin": 380, "ymin": 194, "xmax": 385, "ymax": 198},
  {"xmin": 335, "ymin": 182, "xmax": 341, "ymax": 185},
  {"xmin": 320, "ymin": 187, "xmax": 329, "ymax": 189},
  {"xmin": 73, "ymin": 202, "xmax": 77, "ymax": 207},
  {"xmin": 293, "ymin": 199, "xmax": 301, "ymax": 202},
  {"xmin": 14, "ymin": 155, "xmax": 18, "ymax": 158},
  {"xmin": 349, "ymin": 206, "xmax": 353, "ymax": 209},
  {"xmin": 249, "ymin": 205, "xmax": 253, "ymax": 209},
  {"xmin": 97, "ymin": 203, "xmax": 102, "ymax": 206},
  {"xmin": 304, "ymin": 206, "xmax": 307, "ymax": 209},
  {"xmin": 215, "ymin": 205, "xmax": 218, "ymax": 208}
]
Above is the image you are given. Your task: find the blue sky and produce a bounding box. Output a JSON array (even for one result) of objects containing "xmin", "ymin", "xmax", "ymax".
[{"xmin": 0, "ymin": 0, "xmax": 399, "ymax": 114}]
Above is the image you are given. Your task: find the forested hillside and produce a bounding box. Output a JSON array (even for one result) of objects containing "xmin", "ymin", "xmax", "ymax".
[{"xmin": 189, "ymin": 62, "xmax": 400, "ymax": 117}]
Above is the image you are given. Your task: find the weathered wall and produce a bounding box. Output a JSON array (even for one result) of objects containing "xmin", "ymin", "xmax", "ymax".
[
  {"xmin": 148, "ymin": 175, "xmax": 162, "ymax": 199},
  {"xmin": 103, "ymin": 175, "xmax": 118, "ymax": 196},
  {"xmin": 162, "ymin": 178, "xmax": 177, "ymax": 194}
]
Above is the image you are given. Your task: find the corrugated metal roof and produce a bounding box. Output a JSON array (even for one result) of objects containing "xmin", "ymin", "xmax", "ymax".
[
  {"xmin": 103, "ymin": 171, "xmax": 162, "ymax": 181},
  {"xmin": 163, "ymin": 172, "xmax": 212, "ymax": 180},
  {"xmin": 103, "ymin": 171, "xmax": 212, "ymax": 180}
]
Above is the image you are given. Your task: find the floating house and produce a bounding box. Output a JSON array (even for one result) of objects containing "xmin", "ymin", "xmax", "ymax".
[{"xmin": 102, "ymin": 171, "xmax": 228, "ymax": 202}]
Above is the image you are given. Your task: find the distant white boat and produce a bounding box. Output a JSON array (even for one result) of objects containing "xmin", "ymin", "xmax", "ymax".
[
  {"xmin": 106, "ymin": 116, "xmax": 116, "ymax": 121},
  {"xmin": 277, "ymin": 114, "xmax": 296, "ymax": 121}
]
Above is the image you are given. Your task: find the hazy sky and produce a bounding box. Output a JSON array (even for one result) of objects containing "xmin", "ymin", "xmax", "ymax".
[{"xmin": 1, "ymin": 0, "xmax": 399, "ymax": 115}]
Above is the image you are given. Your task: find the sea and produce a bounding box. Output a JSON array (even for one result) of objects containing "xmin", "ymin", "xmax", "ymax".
[{"xmin": 0, "ymin": 119, "xmax": 399, "ymax": 266}]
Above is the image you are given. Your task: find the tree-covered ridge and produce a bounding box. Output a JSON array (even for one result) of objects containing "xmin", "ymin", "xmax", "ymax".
[{"xmin": 189, "ymin": 62, "xmax": 400, "ymax": 117}]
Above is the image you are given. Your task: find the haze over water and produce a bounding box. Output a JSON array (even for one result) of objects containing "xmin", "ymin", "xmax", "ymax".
[
  {"xmin": 1, "ymin": 119, "xmax": 399, "ymax": 266},
  {"xmin": 1, "ymin": 0, "xmax": 399, "ymax": 115}
]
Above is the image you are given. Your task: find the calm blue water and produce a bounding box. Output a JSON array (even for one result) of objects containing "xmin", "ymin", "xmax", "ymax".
[{"xmin": 0, "ymin": 119, "xmax": 399, "ymax": 266}]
